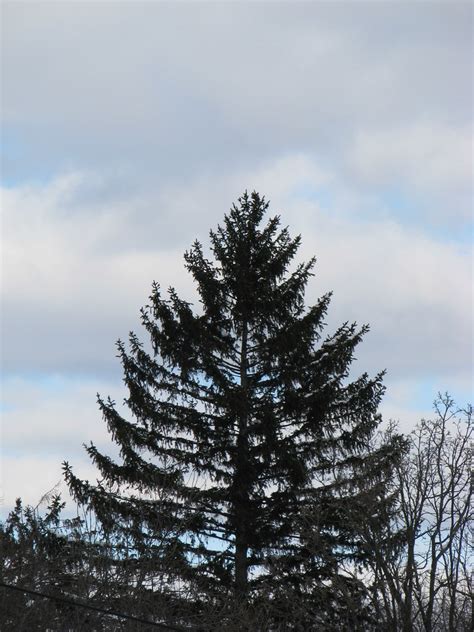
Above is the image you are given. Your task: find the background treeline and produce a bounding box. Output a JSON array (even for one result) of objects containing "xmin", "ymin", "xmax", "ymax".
[
  {"xmin": 1, "ymin": 194, "xmax": 472, "ymax": 631},
  {"xmin": 1, "ymin": 395, "xmax": 471, "ymax": 631}
]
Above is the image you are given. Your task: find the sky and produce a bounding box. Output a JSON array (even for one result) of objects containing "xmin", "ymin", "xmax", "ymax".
[{"xmin": 1, "ymin": 0, "xmax": 472, "ymax": 515}]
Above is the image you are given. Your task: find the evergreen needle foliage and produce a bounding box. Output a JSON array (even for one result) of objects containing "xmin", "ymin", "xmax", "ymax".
[{"xmin": 64, "ymin": 192, "xmax": 404, "ymax": 630}]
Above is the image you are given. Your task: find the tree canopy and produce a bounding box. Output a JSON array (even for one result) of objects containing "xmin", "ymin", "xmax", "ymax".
[{"xmin": 58, "ymin": 191, "xmax": 404, "ymax": 630}]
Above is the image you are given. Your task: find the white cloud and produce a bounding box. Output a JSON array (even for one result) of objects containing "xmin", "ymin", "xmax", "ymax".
[
  {"xmin": 1, "ymin": 172, "xmax": 197, "ymax": 375},
  {"xmin": 290, "ymin": 207, "xmax": 472, "ymax": 382},
  {"xmin": 0, "ymin": 454, "xmax": 101, "ymax": 519},
  {"xmin": 2, "ymin": 158, "xmax": 471, "ymax": 384},
  {"xmin": 349, "ymin": 123, "xmax": 472, "ymax": 219},
  {"xmin": 1, "ymin": 455, "xmax": 69, "ymax": 517},
  {"xmin": 2, "ymin": 375, "xmax": 116, "ymax": 453},
  {"xmin": 0, "ymin": 375, "xmax": 126, "ymax": 516}
]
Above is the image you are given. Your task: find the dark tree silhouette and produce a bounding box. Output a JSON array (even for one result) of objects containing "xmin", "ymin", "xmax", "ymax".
[
  {"xmin": 64, "ymin": 192, "xmax": 403, "ymax": 630},
  {"xmin": 0, "ymin": 496, "xmax": 105, "ymax": 630},
  {"xmin": 363, "ymin": 395, "xmax": 473, "ymax": 632}
]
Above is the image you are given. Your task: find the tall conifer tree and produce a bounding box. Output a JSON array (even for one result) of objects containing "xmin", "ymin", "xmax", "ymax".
[{"xmin": 65, "ymin": 192, "xmax": 403, "ymax": 630}]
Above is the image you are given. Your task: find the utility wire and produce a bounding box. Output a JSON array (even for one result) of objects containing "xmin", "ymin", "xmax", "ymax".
[{"xmin": 0, "ymin": 581, "xmax": 191, "ymax": 631}]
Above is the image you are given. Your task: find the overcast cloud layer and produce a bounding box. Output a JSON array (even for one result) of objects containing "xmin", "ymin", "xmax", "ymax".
[{"xmin": 1, "ymin": 1, "xmax": 472, "ymax": 512}]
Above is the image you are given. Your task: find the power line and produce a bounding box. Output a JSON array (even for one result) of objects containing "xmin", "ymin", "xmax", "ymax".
[{"xmin": 0, "ymin": 581, "xmax": 191, "ymax": 631}]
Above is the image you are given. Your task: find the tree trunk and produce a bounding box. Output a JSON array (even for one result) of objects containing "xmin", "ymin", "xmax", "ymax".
[
  {"xmin": 234, "ymin": 318, "xmax": 249, "ymax": 598},
  {"xmin": 402, "ymin": 527, "xmax": 415, "ymax": 632}
]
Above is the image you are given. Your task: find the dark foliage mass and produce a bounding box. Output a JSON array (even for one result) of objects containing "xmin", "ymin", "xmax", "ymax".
[{"xmin": 1, "ymin": 193, "xmax": 471, "ymax": 631}]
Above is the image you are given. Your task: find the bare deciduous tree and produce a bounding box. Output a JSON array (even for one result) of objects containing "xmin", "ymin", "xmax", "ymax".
[{"xmin": 366, "ymin": 394, "xmax": 472, "ymax": 632}]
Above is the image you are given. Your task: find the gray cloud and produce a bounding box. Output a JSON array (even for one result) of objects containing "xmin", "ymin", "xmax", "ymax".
[
  {"xmin": 2, "ymin": 2, "xmax": 472, "ymax": 222},
  {"xmin": 1, "ymin": 1, "xmax": 472, "ymax": 509}
]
